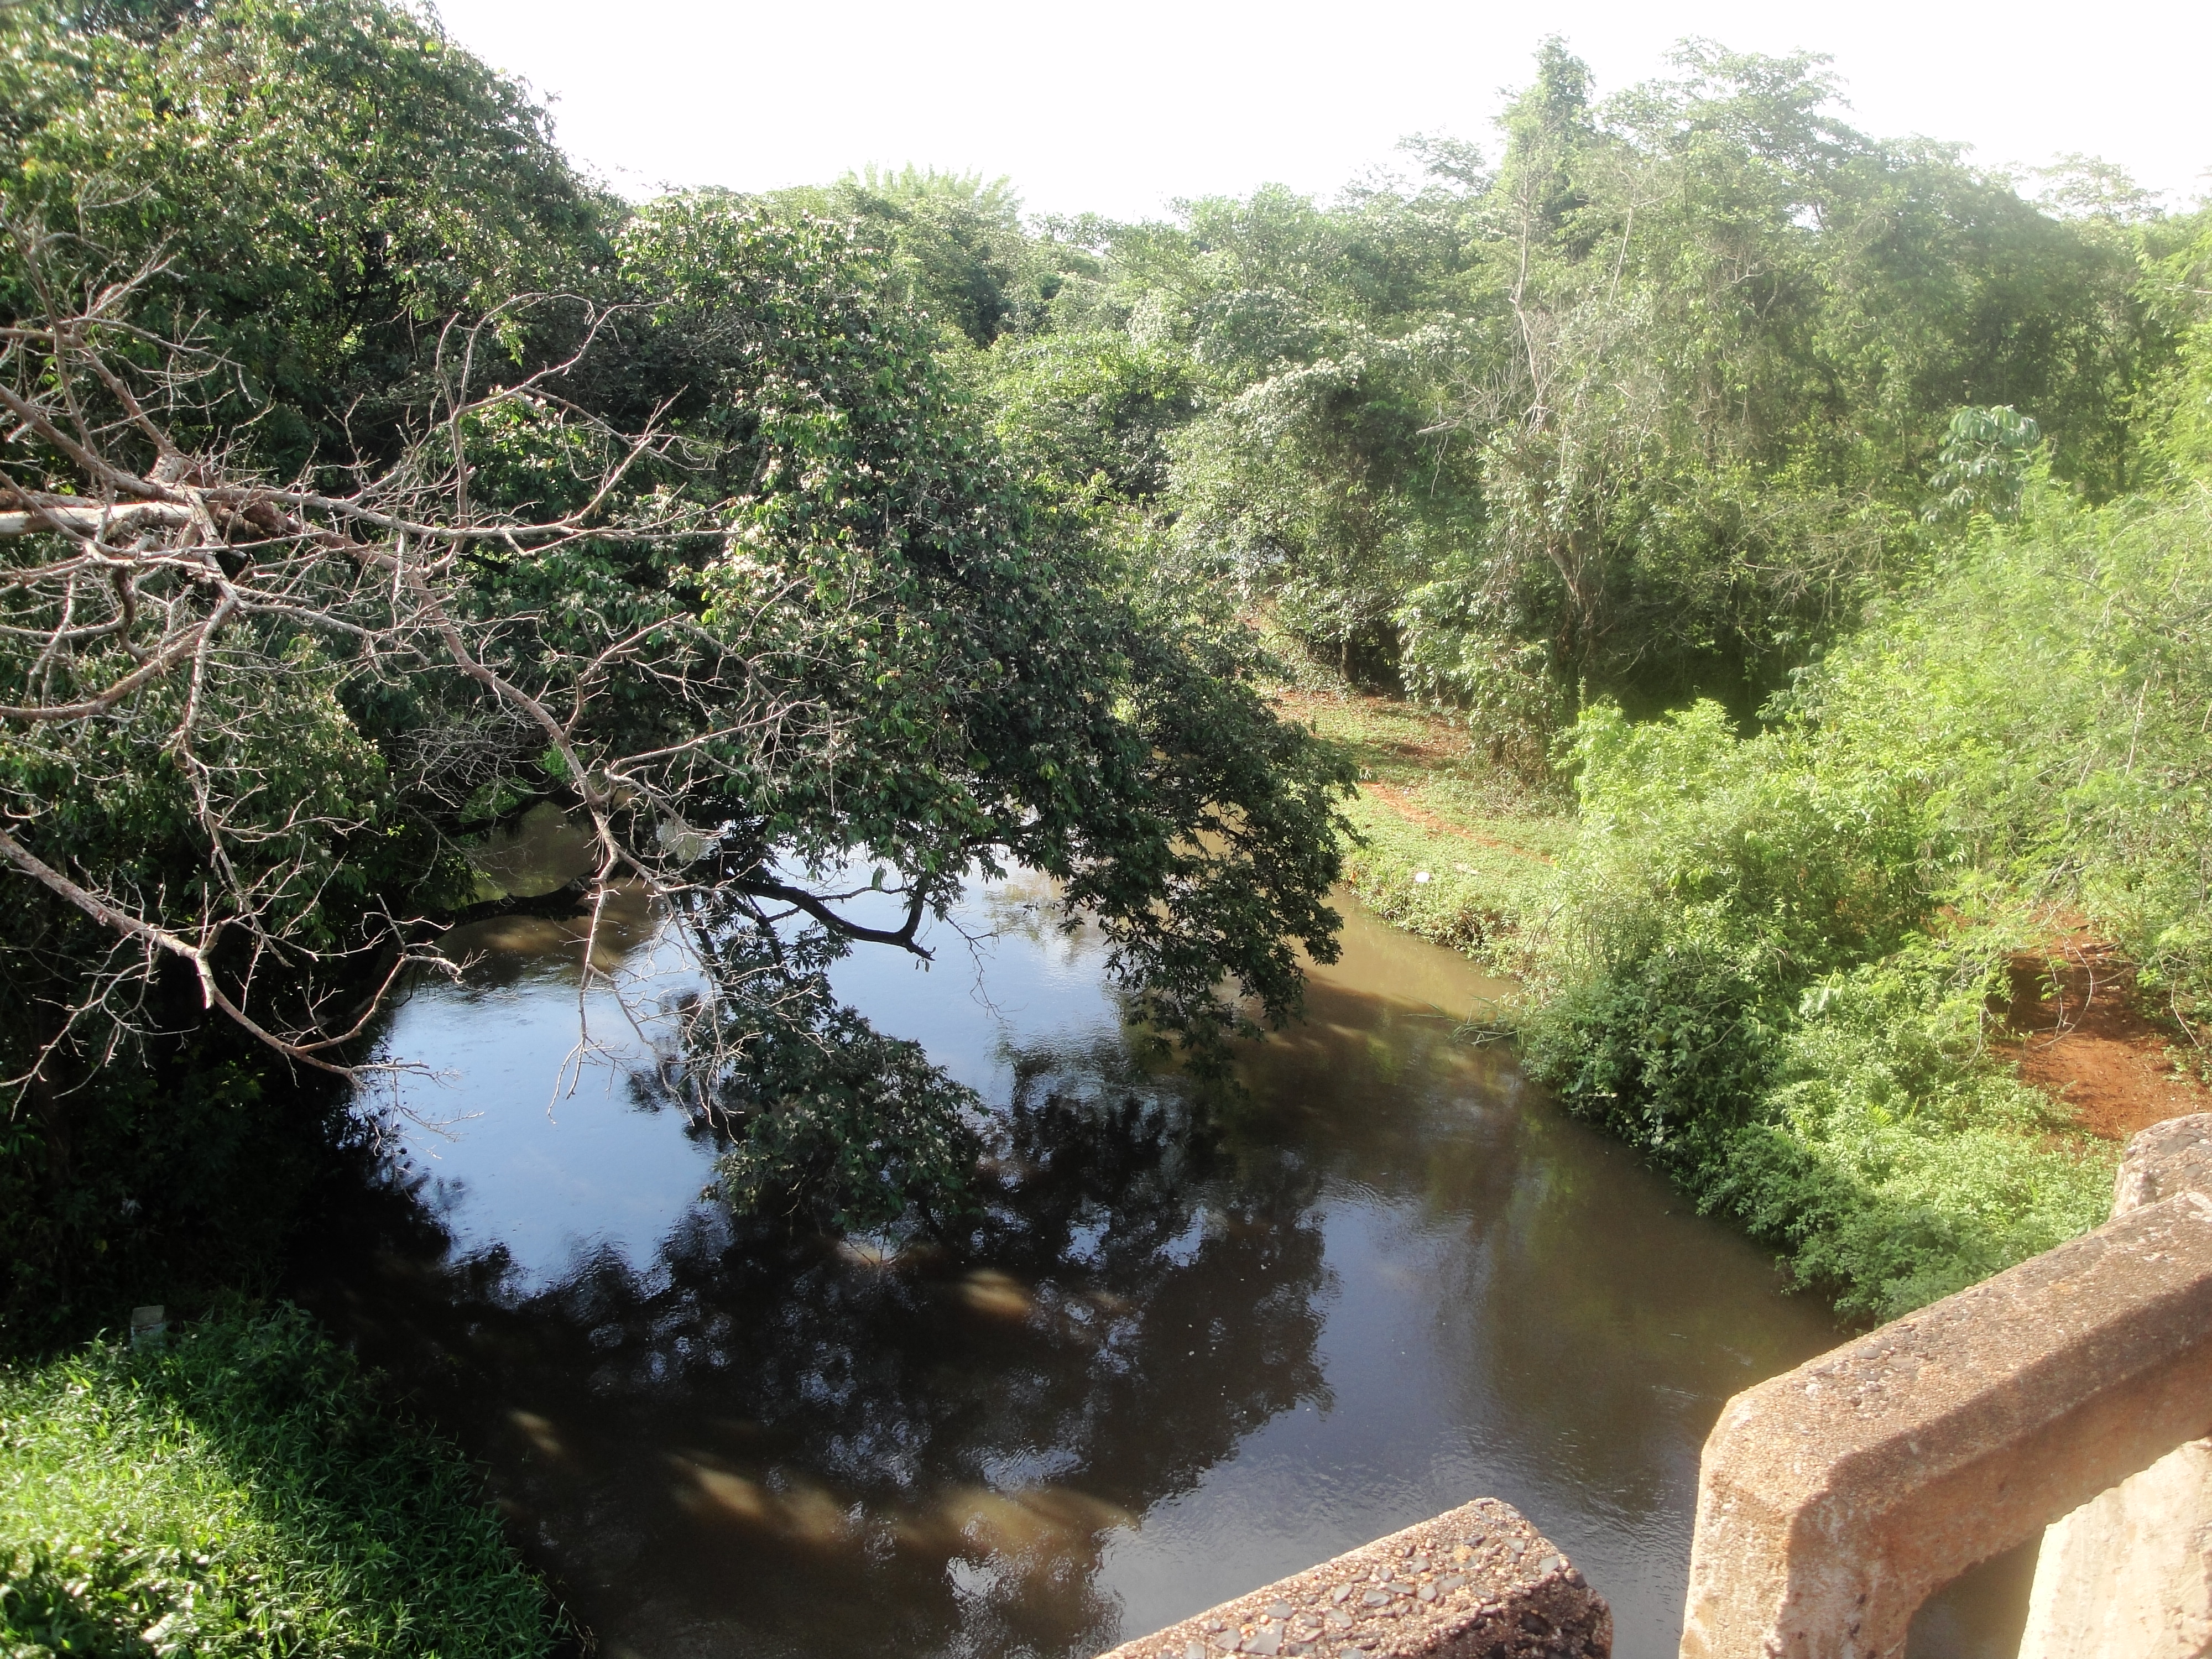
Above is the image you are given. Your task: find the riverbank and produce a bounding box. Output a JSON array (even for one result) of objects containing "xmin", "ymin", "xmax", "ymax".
[
  {"xmin": 1268, "ymin": 684, "xmax": 1569, "ymax": 977},
  {"xmin": 0, "ymin": 1306, "xmax": 558, "ymax": 1657},
  {"xmin": 1271, "ymin": 552, "xmax": 2210, "ymax": 1323},
  {"xmin": 1277, "ymin": 679, "xmax": 2210, "ymax": 1147}
]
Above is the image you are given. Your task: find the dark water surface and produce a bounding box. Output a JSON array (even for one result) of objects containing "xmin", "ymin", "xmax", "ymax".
[{"xmin": 300, "ymin": 855, "xmax": 2025, "ymax": 1658}]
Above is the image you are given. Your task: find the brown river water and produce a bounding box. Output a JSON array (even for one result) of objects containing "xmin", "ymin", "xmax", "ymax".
[{"xmin": 295, "ymin": 818, "xmax": 2033, "ymax": 1658}]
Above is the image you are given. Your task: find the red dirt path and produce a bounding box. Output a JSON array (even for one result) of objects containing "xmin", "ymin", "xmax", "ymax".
[{"xmin": 2001, "ymin": 935, "xmax": 2212, "ymax": 1141}]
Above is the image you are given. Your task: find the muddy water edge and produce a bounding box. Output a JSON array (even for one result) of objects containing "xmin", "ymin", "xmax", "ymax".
[{"xmin": 287, "ymin": 815, "xmax": 2031, "ymax": 1659}]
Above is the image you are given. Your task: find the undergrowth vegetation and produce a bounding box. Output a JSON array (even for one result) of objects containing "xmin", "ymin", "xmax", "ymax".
[
  {"xmin": 0, "ymin": 1306, "xmax": 554, "ymax": 1658},
  {"xmin": 1334, "ymin": 792, "xmax": 1556, "ymax": 963},
  {"xmin": 1516, "ymin": 486, "xmax": 2212, "ymax": 1316},
  {"xmin": 2, "ymin": 12, "xmax": 2209, "ymax": 1619},
  {"xmin": 1292, "ymin": 479, "xmax": 2210, "ymax": 1318}
]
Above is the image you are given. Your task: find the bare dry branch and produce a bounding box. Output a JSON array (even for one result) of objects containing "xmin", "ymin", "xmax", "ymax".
[{"xmin": 0, "ymin": 228, "xmax": 836, "ymax": 1114}]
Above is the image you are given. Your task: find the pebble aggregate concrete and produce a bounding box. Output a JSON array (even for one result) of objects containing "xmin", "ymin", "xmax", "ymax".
[{"xmin": 1092, "ymin": 1499, "xmax": 1611, "ymax": 1659}]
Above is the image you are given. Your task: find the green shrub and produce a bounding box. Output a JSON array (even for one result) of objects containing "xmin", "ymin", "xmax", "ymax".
[
  {"xmin": 1561, "ymin": 698, "xmax": 1937, "ymax": 982},
  {"xmin": 1522, "ymin": 695, "xmax": 1938, "ymax": 1166},
  {"xmin": 1524, "ymin": 930, "xmax": 1780, "ymax": 1170},
  {"xmin": 1708, "ymin": 947, "xmax": 2116, "ymax": 1318},
  {"xmin": 1794, "ymin": 489, "xmax": 2212, "ymax": 1057},
  {"xmin": 1523, "ymin": 618, "xmax": 2147, "ymax": 1313},
  {"xmin": 0, "ymin": 1307, "xmax": 554, "ymax": 1658}
]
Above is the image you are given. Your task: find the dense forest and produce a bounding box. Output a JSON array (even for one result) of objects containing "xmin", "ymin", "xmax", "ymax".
[
  {"xmin": 3, "ymin": 0, "xmax": 2210, "ymax": 1650},
  {"xmin": 765, "ymin": 44, "xmax": 2211, "ymax": 1319}
]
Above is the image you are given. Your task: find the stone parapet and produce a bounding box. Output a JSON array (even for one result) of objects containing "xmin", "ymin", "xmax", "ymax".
[
  {"xmin": 2113, "ymin": 1113, "xmax": 2212, "ymax": 1214},
  {"xmin": 2020, "ymin": 1435, "xmax": 2212, "ymax": 1658},
  {"xmin": 1093, "ymin": 1499, "xmax": 1611, "ymax": 1659},
  {"xmin": 2020, "ymin": 1112, "xmax": 2212, "ymax": 1659},
  {"xmin": 1678, "ymin": 1115, "xmax": 2212, "ymax": 1658}
]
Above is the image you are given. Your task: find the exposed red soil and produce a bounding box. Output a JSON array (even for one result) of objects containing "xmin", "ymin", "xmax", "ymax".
[
  {"xmin": 2000, "ymin": 934, "xmax": 2212, "ymax": 1141},
  {"xmin": 1363, "ymin": 782, "xmax": 1557, "ymax": 865}
]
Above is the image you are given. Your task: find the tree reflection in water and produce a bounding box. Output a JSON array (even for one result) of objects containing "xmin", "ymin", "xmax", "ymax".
[
  {"xmin": 295, "ymin": 880, "xmax": 1874, "ymax": 1658},
  {"xmin": 306, "ymin": 1035, "xmax": 1329, "ymax": 1659}
]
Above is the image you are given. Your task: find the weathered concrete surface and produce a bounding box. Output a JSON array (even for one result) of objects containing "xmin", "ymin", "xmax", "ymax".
[
  {"xmin": 2020, "ymin": 1436, "xmax": 2212, "ymax": 1659},
  {"xmin": 1093, "ymin": 1499, "xmax": 1610, "ymax": 1659},
  {"xmin": 1677, "ymin": 1187, "xmax": 2212, "ymax": 1659},
  {"xmin": 2114, "ymin": 1114, "xmax": 2212, "ymax": 1215},
  {"xmin": 2020, "ymin": 1113, "xmax": 2212, "ymax": 1659}
]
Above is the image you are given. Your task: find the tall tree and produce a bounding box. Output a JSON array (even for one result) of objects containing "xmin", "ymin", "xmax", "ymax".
[{"xmin": 0, "ymin": 2, "xmax": 1355, "ymax": 1338}]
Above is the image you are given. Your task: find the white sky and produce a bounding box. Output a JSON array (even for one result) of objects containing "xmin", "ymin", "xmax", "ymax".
[{"xmin": 430, "ymin": 0, "xmax": 2211, "ymax": 222}]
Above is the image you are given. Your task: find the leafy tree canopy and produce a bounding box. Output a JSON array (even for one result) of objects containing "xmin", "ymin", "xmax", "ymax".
[
  {"xmin": 1, "ymin": 0, "xmax": 615, "ymax": 473},
  {"xmin": 0, "ymin": 0, "xmax": 1353, "ymax": 1326},
  {"xmin": 976, "ymin": 40, "xmax": 2158, "ymax": 740},
  {"xmin": 771, "ymin": 166, "xmax": 1093, "ymax": 349}
]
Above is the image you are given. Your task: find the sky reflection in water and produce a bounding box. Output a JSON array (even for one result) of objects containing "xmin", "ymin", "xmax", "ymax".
[{"xmin": 335, "ymin": 865, "xmax": 1884, "ymax": 1659}]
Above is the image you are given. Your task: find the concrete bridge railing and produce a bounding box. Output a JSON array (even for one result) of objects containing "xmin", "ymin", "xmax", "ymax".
[
  {"xmin": 1679, "ymin": 1113, "xmax": 2212, "ymax": 1659},
  {"xmin": 1091, "ymin": 1499, "xmax": 1612, "ymax": 1659}
]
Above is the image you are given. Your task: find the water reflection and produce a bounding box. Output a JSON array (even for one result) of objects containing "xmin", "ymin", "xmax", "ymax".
[{"xmin": 300, "ymin": 870, "xmax": 1861, "ymax": 1659}]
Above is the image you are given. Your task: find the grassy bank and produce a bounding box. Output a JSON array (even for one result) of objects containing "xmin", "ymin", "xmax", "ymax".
[
  {"xmin": 1270, "ymin": 685, "xmax": 1569, "ymax": 972},
  {"xmin": 0, "ymin": 1306, "xmax": 556, "ymax": 1658},
  {"xmin": 1280, "ymin": 490, "xmax": 2212, "ymax": 1319}
]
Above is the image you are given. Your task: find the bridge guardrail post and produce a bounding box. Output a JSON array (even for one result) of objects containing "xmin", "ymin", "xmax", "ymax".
[
  {"xmin": 1678, "ymin": 1113, "xmax": 2212, "ymax": 1659},
  {"xmin": 2020, "ymin": 1115, "xmax": 2212, "ymax": 1659}
]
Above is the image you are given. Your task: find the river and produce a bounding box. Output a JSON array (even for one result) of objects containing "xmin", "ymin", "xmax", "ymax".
[{"xmin": 293, "ymin": 828, "xmax": 2033, "ymax": 1658}]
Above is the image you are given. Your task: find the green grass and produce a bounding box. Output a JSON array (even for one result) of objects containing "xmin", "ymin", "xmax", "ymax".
[
  {"xmin": 0, "ymin": 1306, "xmax": 556, "ymax": 1658},
  {"xmin": 1335, "ymin": 792, "xmax": 1558, "ymax": 966},
  {"xmin": 1269, "ymin": 679, "xmax": 1570, "ymax": 969}
]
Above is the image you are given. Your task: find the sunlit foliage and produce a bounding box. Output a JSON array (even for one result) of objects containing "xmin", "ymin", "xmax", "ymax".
[
  {"xmin": 0, "ymin": 1306, "xmax": 555, "ymax": 1655},
  {"xmin": 1522, "ymin": 485, "xmax": 2212, "ymax": 1314},
  {"xmin": 0, "ymin": 0, "xmax": 1351, "ymax": 1335}
]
